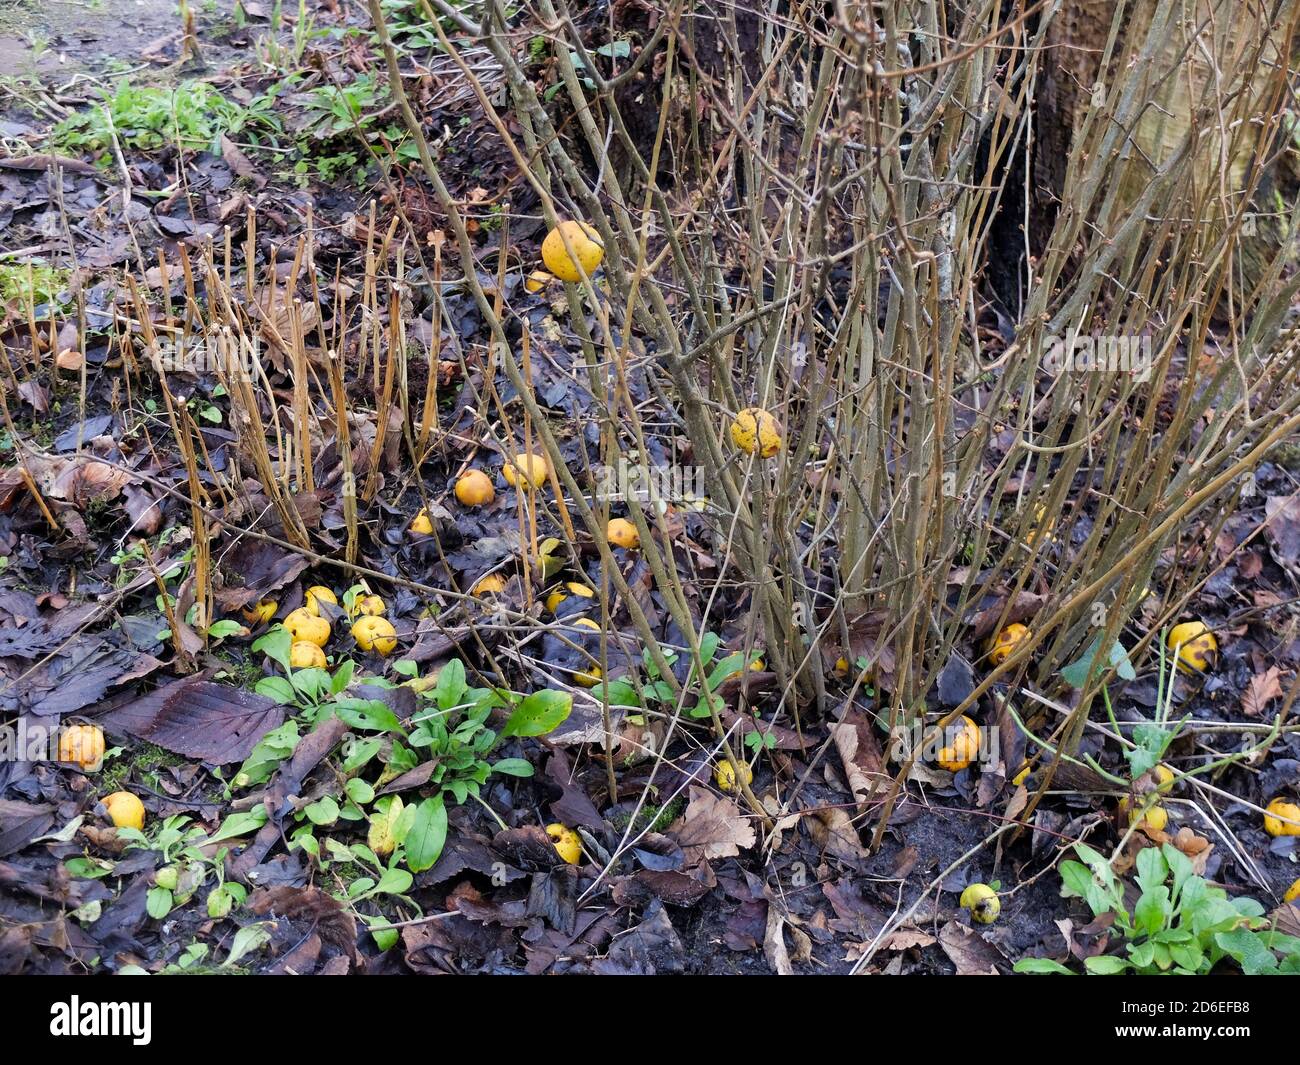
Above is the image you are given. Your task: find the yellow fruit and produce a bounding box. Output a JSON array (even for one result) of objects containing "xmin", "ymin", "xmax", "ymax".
[
  {"xmin": 349, "ymin": 594, "xmax": 386, "ymax": 619},
  {"xmin": 960, "ymin": 883, "xmax": 1001, "ymax": 924},
  {"xmin": 284, "ymin": 608, "xmax": 330, "ymax": 648},
  {"xmin": 304, "ymin": 586, "xmax": 337, "ymax": 616},
  {"xmin": 571, "ymin": 618, "xmax": 601, "ymax": 632},
  {"xmin": 410, "ymin": 509, "xmax": 434, "ymax": 536},
  {"xmin": 546, "ymin": 822, "xmax": 583, "ymax": 864},
  {"xmin": 1120, "ymin": 797, "xmax": 1169, "ymax": 834},
  {"xmin": 58, "ymin": 724, "xmax": 105, "ymax": 770},
  {"xmin": 503, "ymin": 452, "xmax": 548, "ymax": 490},
  {"xmin": 987, "ymin": 623, "xmax": 1030, "ymax": 667},
  {"xmin": 730, "ymin": 407, "xmax": 782, "ymax": 458},
  {"xmin": 473, "ymin": 574, "xmax": 507, "ymax": 596},
  {"xmin": 1264, "ymin": 797, "xmax": 1300, "ymax": 837},
  {"xmin": 546, "ymin": 582, "xmax": 594, "ymax": 613},
  {"xmin": 454, "ymin": 469, "xmax": 496, "ymax": 507},
  {"xmin": 1166, "ymin": 621, "xmax": 1217, "ymax": 673},
  {"xmin": 524, "ymin": 270, "xmax": 553, "ymax": 294},
  {"xmin": 103, "ymin": 791, "xmax": 145, "ymax": 831},
  {"xmin": 353, "ymin": 615, "xmax": 398, "ymax": 656},
  {"xmin": 290, "ymin": 641, "xmax": 327, "ymax": 669},
  {"xmin": 1011, "ymin": 764, "xmax": 1032, "ymax": 787},
  {"xmin": 714, "ymin": 759, "xmax": 754, "ymax": 793},
  {"xmin": 1153, "ymin": 764, "xmax": 1176, "ymax": 794},
  {"xmin": 607, "ymin": 518, "xmax": 640, "ymax": 549},
  {"xmin": 1284, "ymin": 878, "xmax": 1300, "ymax": 904},
  {"xmin": 574, "ymin": 662, "xmax": 603, "ymax": 687},
  {"xmin": 937, "ymin": 715, "xmax": 981, "ymax": 772},
  {"xmin": 241, "ymin": 598, "xmax": 277, "ymax": 625},
  {"xmin": 541, "ymin": 221, "xmax": 604, "ymax": 283}
]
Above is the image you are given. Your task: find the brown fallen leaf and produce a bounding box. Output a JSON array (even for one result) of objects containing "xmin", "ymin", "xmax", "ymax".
[
  {"xmin": 937, "ymin": 920, "xmax": 1007, "ymax": 974},
  {"xmin": 807, "ymin": 806, "xmax": 868, "ymax": 862},
  {"xmin": 829, "ymin": 706, "xmax": 886, "ymax": 811},
  {"xmin": 673, "ymin": 786, "xmax": 756, "ymax": 863},
  {"xmin": 1242, "ymin": 666, "xmax": 1283, "ymax": 717}
]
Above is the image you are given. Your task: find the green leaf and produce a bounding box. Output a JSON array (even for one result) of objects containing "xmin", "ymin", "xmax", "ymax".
[
  {"xmin": 1012, "ymin": 958, "xmax": 1076, "ymax": 974},
  {"xmin": 1083, "ymin": 954, "xmax": 1130, "ymax": 975},
  {"xmin": 146, "ymin": 887, "xmax": 173, "ymax": 920},
  {"xmin": 490, "ymin": 758, "xmax": 534, "ymax": 777},
  {"xmin": 501, "ymin": 689, "xmax": 572, "ymax": 738},
  {"xmin": 204, "ymin": 807, "xmax": 269, "ymax": 845},
  {"xmin": 1215, "ymin": 929, "xmax": 1278, "ymax": 975},
  {"xmin": 345, "ymin": 778, "xmax": 375, "ymax": 804},
  {"xmin": 1135, "ymin": 886, "xmax": 1171, "ymax": 937},
  {"xmin": 253, "ymin": 626, "xmax": 293, "ymax": 672},
  {"xmin": 434, "ymin": 659, "xmax": 468, "ymax": 711},
  {"xmin": 206, "ymin": 619, "xmax": 245, "ymax": 640},
  {"xmin": 1061, "ymin": 633, "xmax": 1136, "ymax": 688},
  {"xmin": 405, "ymin": 797, "xmax": 448, "ymax": 873},
  {"xmin": 255, "ymin": 676, "xmax": 297, "ymax": 705},
  {"xmin": 333, "ymin": 698, "xmax": 405, "ymax": 735},
  {"xmin": 588, "ymin": 679, "xmax": 640, "ymax": 707},
  {"xmin": 305, "ymin": 796, "xmax": 340, "ymax": 826},
  {"xmin": 376, "ymin": 867, "xmax": 414, "ymax": 895},
  {"xmin": 223, "ymin": 923, "xmax": 272, "ymax": 968}
]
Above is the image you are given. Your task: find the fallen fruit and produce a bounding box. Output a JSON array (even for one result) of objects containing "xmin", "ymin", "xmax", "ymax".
[
  {"xmin": 304, "ymin": 586, "xmax": 337, "ymax": 616},
  {"xmin": 104, "ymin": 791, "xmax": 145, "ymax": 831},
  {"xmin": 574, "ymin": 661, "xmax": 602, "ymax": 687},
  {"xmin": 541, "ymin": 221, "xmax": 604, "ymax": 283},
  {"xmin": 154, "ymin": 866, "xmax": 179, "ymax": 891},
  {"xmin": 937, "ymin": 714, "xmax": 981, "ymax": 772},
  {"xmin": 472, "ymin": 574, "xmax": 507, "ymax": 596},
  {"xmin": 1153, "ymin": 764, "xmax": 1176, "ymax": 794},
  {"xmin": 290, "ymin": 641, "xmax": 327, "ymax": 669},
  {"xmin": 546, "ymin": 822, "xmax": 582, "ymax": 864},
  {"xmin": 1120, "ymin": 797, "xmax": 1169, "ymax": 834},
  {"xmin": 57, "ymin": 724, "xmax": 105, "ymax": 770},
  {"xmin": 714, "ymin": 759, "xmax": 754, "ymax": 793},
  {"xmin": 572, "ymin": 618, "xmax": 601, "ymax": 632},
  {"xmin": 524, "ymin": 269, "xmax": 553, "ymax": 294},
  {"xmin": 503, "ymin": 452, "xmax": 548, "ymax": 490},
  {"xmin": 987, "ymin": 622, "xmax": 1030, "ymax": 667},
  {"xmin": 960, "ymin": 883, "xmax": 1001, "ymax": 924},
  {"xmin": 409, "ymin": 509, "xmax": 434, "ymax": 535},
  {"xmin": 241, "ymin": 598, "xmax": 277, "ymax": 625},
  {"xmin": 284, "ymin": 607, "xmax": 330, "ymax": 647},
  {"xmin": 607, "ymin": 517, "xmax": 640, "ymax": 549},
  {"xmin": 353, "ymin": 616, "xmax": 398, "ymax": 656},
  {"xmin": 1264, "ymin": 797, "xmax": 1300, "ymax": 837},
  {"xmin": 454, "ymin": 469, "xmax": 496, "ymax": 507},
  {"xmin": 730, "ymin": 407, "xmax": 782, "ymax": 458},
  {"xmin": 349, "ymin": 594, "xmax": 386, "ymax": 619},
  {"xmin": 1285, "ymin": 878, "xmax": 1300, "ymax": 904},
  {"xmin": 546, "ymin": 581, "xmax": 594, "ymax": 613},
  {"xmin": 1166, "ymin": 620, "xmax": 1217, "ymax": 673}
]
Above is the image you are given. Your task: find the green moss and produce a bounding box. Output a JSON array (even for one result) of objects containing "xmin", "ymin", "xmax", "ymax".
[{"xmin": 610, "ymin": 796, "xmax": 684, "ymax": 834}]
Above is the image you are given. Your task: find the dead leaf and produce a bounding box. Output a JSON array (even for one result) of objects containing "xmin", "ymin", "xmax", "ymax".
[
  {"xmin": 937, "ymin": 920, "xmax": 1006, "ymax": 974},
  {"xmin": 1242, "ymin": 666, "xmax": 1283, "ymax": 717},
  {"xmin": 673, "ymin": 786, "xmax": 756, "ymax": 863}
]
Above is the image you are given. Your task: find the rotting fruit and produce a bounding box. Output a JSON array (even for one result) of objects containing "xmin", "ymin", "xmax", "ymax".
[
  {"xmin": 546, "ymin": 822, "xmax": 583, "ymax": 864},
  {"xmin": 353, "ymin": 616, "xmax": 397, "ymax": 656},
  {"xmin": 409, "ymin": 509, "xmax": 434, "ymax": 535},
  {"xmin": 284, "ymin": 608, "xmax": 330, "ymax": 647},
  {"xmin": 987, "ymin": 622, "xmax": 1029, "ymax": 667},
  {"xmin": 103, "ymin": 791, "xmax": 145, "ymax": 831},
  {"xmin": 58, "ymin": 724, "xmax": 105, "ymax": 770},
  {"xmin": 503, "ymin": 452, "xmax": 548, "ymax": 490},
  {"xmin": 349, "ymin": 594, "xmax": 386, "ymax": 619},
  {"xmin": 714, "ymin": 759, "xmax": 754, "ymax": 793},
  {"xmin": 937, "ymin": 715, "xmax": 981, "ymax": 773},
  {"xmin": 960, "ymin": 883, "xmax": 1001, "ymax": 924},
  {"xmin": 730, "ymin": 407, "xmax": 782, "ymax": 458},
  {"xmin": 1264, "ymin": 797, "xmax": 1300, "ymax": 837},
  {"xmin": 524, "ymin": 269, "xmax": 553, "ymax": 294},
  {"xmin": 304, "ymin": 586, "xmax": 337, "ymax": 616},
  {"xmin": 290, "ymin": 641, "xmax": 327, "ymax": 669},
  {"xmin": 607, "ymin": 517, "xmax": 640, "ymax": 549},
  {"xmin": 546, "ymin": 581, "xmax": 594, "ymax": 613},
  {"xmin": 241, "ymin": 598, "xmax": 277, "ymax": 625},
  {"xmin": 1166, "ymin": 620, "xmax": 1217, "ymax": 673},
  {"xmin": 541, "ymin": 221, "xmax": 604, "ymax": 283},
  {"xmin": 473, "ymin": 574, "xmax": 507, "ymax": 596},
  {"xmin": 454, "ymin": 469, "xmax": 495, "ymax": 507}
]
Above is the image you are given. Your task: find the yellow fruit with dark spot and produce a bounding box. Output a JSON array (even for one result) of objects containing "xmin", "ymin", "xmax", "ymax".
[
  {"xmin": 936, "ymin": 715, "xmax": 981, "ymax": 772},
  {"xmin": 241, "ymin": 598, "xmax": 277, "ymax": 625},
  {"xmin": 503, "ymin": 452, "xmax": 549, "ymax": 490},
  {"xmin": 524, "ymin": 270, "xmax": 553, "ymax": 294},
  {"xmin": 304, "ymin": 586, "xmax": 337, "ymax": 616},
  {"xmin": 714, "ymin": 759, "xmax": 754, "ymax": 793},
  {"xmin": 546, "ymin": 582, "xmax": 594, "ymax": 613},
  {"xmin": 1264, "ymin": 797, "xmax": 1300, "ymax": 837},
  {"xmin": 104, "ymin": 791, "xmax": 145, "ymax": 831},
  {"xmin": 1285, "ymin": 878, "xmax": 1300, "ymax": 904},
  {"xmin": 960, "ymin": 883, "xmax": 1001, "ymax": 924},
  {"xmin": 607, "ymin": 518, "xmax": 640, "ymax": 549},
  {"xmin": 730, "ymin": 407, "xmax": 782, "ymax": 458},
  {"xmin": 290, "ymin": 641, "xmax": 327, "ymax": 669},
  {"xmin": 353, "ymin": 616, "xmax": 397, "ymax": 656},
  {"xmin": 349, "ymin": 594, "xmax": 386, "ymax": 619},
  {"xmin": 284, "ymin": 608, "xmax": 330, "ymax": 647},
  {"xmin": 987, "ymin": 623, "xmax": 1029, "ymax": 667},
  {"xmin": 546, "ymin": 822, "xmax": 582, "ymax": 864},
  {"xmin": 454, "ymin": 469, "xmax": 496, "ymax": 507},
  {"xmin": 1166, "ymin": 621, "xmax": 1217, "ymax": 673},
  {"xmin": 58, "ymin": 724, "xmax": 105, "ymax": 770},
  {"xmin": 473, "ymin": 574, "xmax": 507, "ymax": 596},
  {"xmin": 541, "ymin": 221, "xmax": 604, "ymax": 283},
  {"xmin": 1011, "ymin": 764, "xmax": 1032, "ymax": 787},
  {"xmin": 410, "ymin": 509, "xmax": 434, "ymax": 535},
  {"xmin": 574, "ymin": 662, "xmax": 603, "ymax": 687}
]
